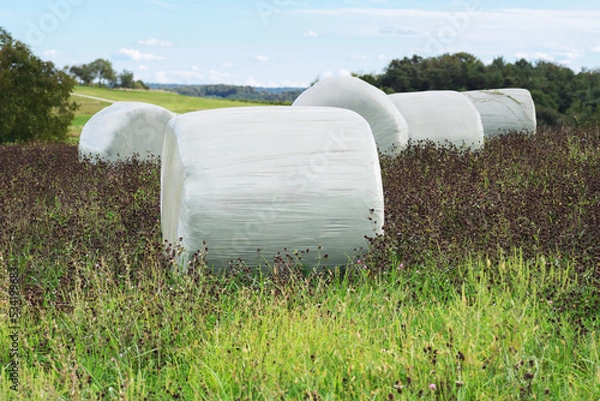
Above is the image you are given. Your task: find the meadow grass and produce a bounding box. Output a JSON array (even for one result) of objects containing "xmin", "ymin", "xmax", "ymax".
[
  {"xmin": 1, "ymin": 125, "xmax": 599, "ymax": 399},
  {"xmin": 73, "ymin": 86, "xmax": 266, "ymax": 114},
  {"xmin": 67, "ymin": 102, "xmax": 110, "ymax": 142},
  {"xmin": 0, "ymin": 252, "xmax": 598, "ymax": 400},
  {"xmin": 68, "ymin": 86, "xmax": 267, "ymax": 139}
]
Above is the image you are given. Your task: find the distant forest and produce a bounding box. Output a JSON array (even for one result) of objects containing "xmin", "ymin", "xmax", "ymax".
[
  {"xmin": 358, "ymin": 52, "xmax": 600, "ymax": 127},
  {"xmin": 148, "ymin": 83, "xmax": 304, "ymax": 105},
  {"xmin": 150, "ymin": 52, "xmax": 600, "ymax": 127}
]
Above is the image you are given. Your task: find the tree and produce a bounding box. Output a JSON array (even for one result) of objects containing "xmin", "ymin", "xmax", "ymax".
[
  {"xmin": 117, "ymin": 69, "xmax": 135, "ymax": 88},
  {"xmin": 358, "ymin": 51, "xmax": 600, "ymax": 127},
  {"xmin": 0, "ymin": 27, "xmax": 77, "ymax": 143},
  {"xmin": 90, "ymin": 58, "xmax": 116, "ymax": 87},
  {"xmin": 69, "ymin": 63, "xmax": 95, "ymax": 85},
  {"xmin": 69, "ymin": 58, "xmax": 116, "ymax": 87}
]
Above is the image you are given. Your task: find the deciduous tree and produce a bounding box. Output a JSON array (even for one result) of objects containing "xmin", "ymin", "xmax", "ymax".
[{"xmin": 0, "ymin": 27, "xmax": 77, "ymax": 143}]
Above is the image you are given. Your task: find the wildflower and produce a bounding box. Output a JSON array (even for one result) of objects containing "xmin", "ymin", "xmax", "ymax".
[
  {"xmin": 398, "ymin": 263, "xmax": 404, "ymax": 270},
  {"xmin": 429, "ymin": 383, "xmax": 437, "ymax": 391}
]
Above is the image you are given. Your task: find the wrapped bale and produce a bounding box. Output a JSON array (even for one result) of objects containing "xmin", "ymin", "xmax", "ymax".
[
  {"xmin": 462, "ymin": 88, "xmax": 537, "ymax": 137},
  {"xmin": 292, "ymin": 76, "xmax": 409, "ymax": 156},
  {"xmin": 161, "ymin": 106, "xmax": 384, "ymax": 270},
  {"xmin": 389, "ymin": 90, "xmax": 484, "ymax": 150},
  {"xmin": 79, "ymin": 102, "xmax": 175, "ymax": 162}
]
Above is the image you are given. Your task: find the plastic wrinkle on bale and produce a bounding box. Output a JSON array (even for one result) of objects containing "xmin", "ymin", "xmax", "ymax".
[
  {"xmin": 292, "ymin": 76, "xmax": 409, "ymax": 156},
  {"xmin": 388, "ymin": 90, "xmax": 485, "ymax": 150},
  {"xmin": 462, "ymin": 88, "xmax": 537, "ymax": 138},
  {"xmin": 389, "ymin": 91, "xmax": 484, "ymax": 150},
  {"xmin": 161, "ymin": 106, "xmax": 385, "ymax": 271},
  {"xmin": 79, "ymin": 102, "xmax": 175, "ymax": 162}
]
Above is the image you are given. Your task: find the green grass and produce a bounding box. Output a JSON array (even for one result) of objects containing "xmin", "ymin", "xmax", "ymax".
[
  {"xmin": 73, "ymin": 85, "xmax": 265, "ymax": 113},
  {"xmin": 68, "ymin": 85, "xmax": 267, "ymax": 139},
  {"xmin": 1, "ymin": 253, "xmax": 598, "ymax": 400},
  {"xmin": 1, "ymin": 125, "xmax": 599, "ymax": 399}
]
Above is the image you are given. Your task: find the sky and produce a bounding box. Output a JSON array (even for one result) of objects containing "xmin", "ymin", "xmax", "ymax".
[{"xmin": 2, "ymin": 0, "xmax": 600, "ymax": 87}]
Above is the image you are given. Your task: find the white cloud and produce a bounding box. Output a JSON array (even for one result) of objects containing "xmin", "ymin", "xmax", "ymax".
[
  {"xmin": 155, "ymin": 70, "xmax": 204, "ymax": 84},
  {"xmin": 378, "ymin": 54, "xmax": 385, "ymax": 60},
  {"xmin": 303, "ymin": 30, "xmax": 318, "ymax": 37},
  {"xmin": 246, "ymin": 76, "xmax": 260, "ymax": 86},
  {"xmin": 281, "ymin": 80, "xmax": 309, "ymax": 88},
  {"xmin": 208, "ymin": 69, "xmax": 231, "ymax": 83},
  {"xmin": 590, "ymin": 45, "xmax": 600, "ymax": 52},
  {"xmin": 351, "ymin": 54, "xmax": 369, "ymax": 60},
  {"xmin": 321, "ymin": 69, "xmax": 352, "ymax": 79},
  {"xmin": 244, "ymin": 76, "xmax": 278, "ymax": 87},
  {"xmin": 256, "ymin": 55, "xmax": 269, "ymax": 62},
  {"xmin": 555, "ymin": 50, "xmax": 583, "ymax": 65},
  {"xmin": 139, "ymin": 65, "xmax": 149, "ymax": 70},
  {"xmin": 222, "ymin": 61, "xmax": 234, "ymax": 68},
  {"xmin": 514, "ymin": 48, "xmax": 583, "ymax": 66},
  {"xmin": 192, "ymin": 65, "xmax": 199, "ymax": 70},
  {"xmin": 43, "ymin": 49, "xmax": 58, "ymax": 56},
  {"xmin": 138, "ymin": 38, "xmax": 173, "ymax": 47},
  {"xmin": 534, "ymin": 52, "xmax": 555, "ymax": 61},
  {"xmin": 290, "ymin": 7, "xmax": 600, "ymax": 46},
  {"xmin": 118, "ymin": 48, "xmax": 165, "ymax": 61}
]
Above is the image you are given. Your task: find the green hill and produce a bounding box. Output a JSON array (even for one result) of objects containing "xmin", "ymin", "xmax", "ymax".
[{"xmin": 69, "ymin": 86, "xmax": 268, "ymax": 140}]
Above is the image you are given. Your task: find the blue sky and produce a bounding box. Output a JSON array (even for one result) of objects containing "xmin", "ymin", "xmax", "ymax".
[{"xmin": 2, "ymin": 0, "xmax": 600, "ymax": 87}]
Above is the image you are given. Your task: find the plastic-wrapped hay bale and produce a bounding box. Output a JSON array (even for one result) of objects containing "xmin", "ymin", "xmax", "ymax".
[
  {"xmin": 462, "ymin": 88, "xmax": 537, "ymax": 137},
  {"xmin": 79, "ymin": 102, "xmax": 175, "ymax": 162},
  {"xmin": 388, "ymin": 90, "xmax": 484, "ymax": 150},
  {"xmin": 161, "ymin": 106, "xmax": 384, "ymax": 270},
  {"xmin": 292, "ymin": 76, "xmax": 409, "ymax": 156}
]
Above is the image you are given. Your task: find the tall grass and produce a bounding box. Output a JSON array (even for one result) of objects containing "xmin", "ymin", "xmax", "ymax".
[
  {"xmin": 1, "ymin": 125, "xmax": 599, "ymax": 399},
  {"xmin": 1, "ymin": 252, "xmax": 598, "ymax": 400}
]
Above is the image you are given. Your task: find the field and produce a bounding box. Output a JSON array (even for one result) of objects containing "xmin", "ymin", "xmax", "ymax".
[
  {"xmin": 1, "ymin": 123, "xmax": 599, "ymax": 399},
  {"xmin": 68, "ymin": 86, "xmax": 265, "ymax": 140}
]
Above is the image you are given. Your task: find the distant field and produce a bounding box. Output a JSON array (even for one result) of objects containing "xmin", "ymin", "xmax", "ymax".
[{"xmin": 68, "ymin": 86, "xmax": 267, "ymax": 139}]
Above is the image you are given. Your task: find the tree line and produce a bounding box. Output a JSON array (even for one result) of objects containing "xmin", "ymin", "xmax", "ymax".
[
  {"xmin": 2, "ymin": 22, "xmax": 599, "ymax": 144},
  {"xmin": 68, "ymin": 58, "xmax": 148, "ymax": 90},
  {"xmin": 357, "ymin": 52, "xmax": 600, "ymax": 127},
  {"xmin": 149, "ymin": 83, "xmax": 304, "ymax": 104}
]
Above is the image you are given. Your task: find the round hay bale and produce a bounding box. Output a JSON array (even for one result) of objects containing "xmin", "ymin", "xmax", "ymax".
[
  {"xmin": 462, "ymin": 88, "xmax": 537, "ymax": 137},
  {"xmin": 389, "ymin": 90, "xmax": 484, "ymax": 150},
  {"xmin": 292, "ymin": 76, "xmax": 409, "ymax": 156},
  {"xmin": 79, "ymin": 102, "xmax": 175, "ymax": 162},
  {"xmin": 161, "ymin": 106, "xmax": 384, "ymax": 270}
]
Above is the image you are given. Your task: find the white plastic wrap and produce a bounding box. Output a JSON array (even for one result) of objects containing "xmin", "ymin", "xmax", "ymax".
[
  {"xmin": 462, "ymin": 88, "xmax": 537, "ymax": 137},
  {"xmin": 389, "ymin": 90, "xmax": 484, "ymax": 150},
  {"xmin": 161, "ymin": 106, "xmax": 384, "ymax": 270},
  {"xmin": 79, "ymin": 102, "xmax": 175, "ymax": 162},
  {"xmin": 292, "ymin": 76, "xmax": 409, "ymax": 156}
]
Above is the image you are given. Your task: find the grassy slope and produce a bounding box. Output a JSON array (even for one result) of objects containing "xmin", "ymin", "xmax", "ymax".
[{"xmin": 68, "ymin": 86, "xmax": 267, "ymax": 140}]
